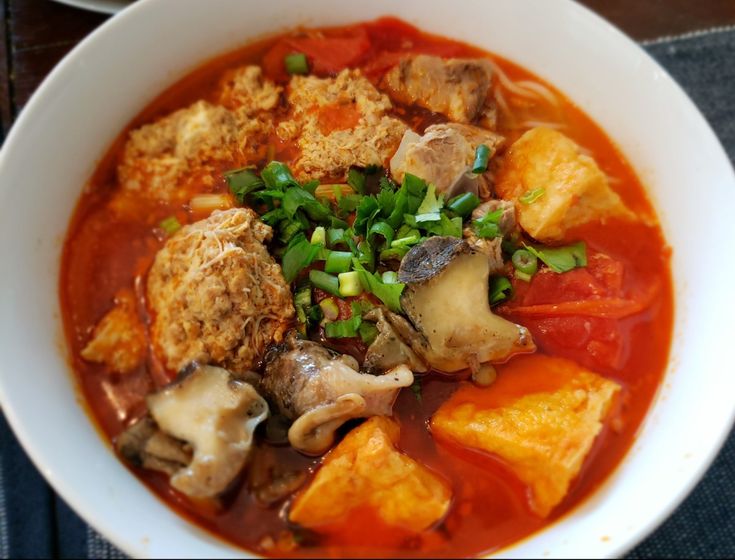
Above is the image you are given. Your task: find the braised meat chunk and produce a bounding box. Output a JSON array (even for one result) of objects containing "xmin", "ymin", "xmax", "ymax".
[
  {"xmin": 390, "ymin": 123, "xmax": 503, "ymax": 197},
  {"xmin": 382, "ymin": 55, "xmax": 495, "ymax": 124},
  {"xmin": 147, "ymin": 208, "xmax": 294, "ymax": 375}
]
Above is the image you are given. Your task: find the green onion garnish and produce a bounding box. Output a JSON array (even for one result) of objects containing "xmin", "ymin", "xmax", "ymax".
[
  {"xmin": 309, "ymin": 269, "xmax": 341, "ymax": 297},
  {"xmin": 310, "ymin": 226, "xmax": 326, "ymax": 246},
  {"xmin": 511, "ymin": 249, "xmax": 538, "ymax": 281},
  {"xmin": 338, "ymin": 271, "xmax": 364, "ymax": 297},
  {"xmin": 519, "ymin": 187, "xmax": 546, "ymax": 205},
  {"xmin": 324, "ymin": 251, "xmax": 353, "ymax": 274},
  {"xmin": 159, "ymin": 216, "xmax": 181, "ymax": 235},
  {"xmin": 324, "ymin": 302, "xmax": 363, "ymax": 338},
  {"xmin": 284, "ymin": 53, "xmax": 309, "ymax": 75},
  {"xmin": 489, "ymin": 276, "xmax": 513, "ymax": 305},
  {"xmin": 318, "ymin": 298, "xmax": 339, "ymax": 321},
  {"xmin": 367, "ymin": 221, "xmax": 395, "ymax": 249},
  {"xmin": 525, "ymin": 241, "xmax": 587, "ymax": 273},
  {"xmin": 447, "ymin": 192, "xmax": 481, "ymax": 218},
  {"xmin": 381, "ymin": 271, "xmax": 398, "ymax": 284},
  {"xmin": 472, "ymin": 144, "xmax": 491, "ymax": 174}
]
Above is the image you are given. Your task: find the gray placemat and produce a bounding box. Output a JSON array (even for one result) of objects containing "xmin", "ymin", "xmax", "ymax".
[{"xmin": 1, "ymin": 26, "xmax": 733, "ymax": 560}]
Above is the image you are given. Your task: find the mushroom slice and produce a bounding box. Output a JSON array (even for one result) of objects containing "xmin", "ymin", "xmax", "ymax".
[
  {"xmin": 145, "ymin": 364, "xmax": 268, "ymax": 498},
  {"xmin": 261, "ymin": 332, "xmax": 414, "ymax": 455},
  {"xmin": 398, "ymin": 236, "xmax": 535, "ymax": 372},
  {"xmin": 363, "ymin": 307, "xmax": 428, "ymax": 374},
  {"xmin": 116, "ymin": 415, "xmax": 192, "ymax": 477}
]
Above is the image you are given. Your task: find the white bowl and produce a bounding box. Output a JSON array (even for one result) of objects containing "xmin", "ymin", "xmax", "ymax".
[{"xmin": 1, "ymin": 0, "xmax": 733, "ymax": 557}]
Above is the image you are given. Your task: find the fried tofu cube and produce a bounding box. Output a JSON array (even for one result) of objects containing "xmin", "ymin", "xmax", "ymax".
[
  {"xmin": 495, "ymin": 127, "xmax": 634, "ymax": 242},
  {"xmin": 431, "ymin": 355, "xmax": 620, "ymax": 517},
  {"xmin": 289, "ymin": 417, "xmax": 451, "ymax": 532},
  {"xmin": 81, "ymin": 291, "xmax": 147, "ymax": 374}
]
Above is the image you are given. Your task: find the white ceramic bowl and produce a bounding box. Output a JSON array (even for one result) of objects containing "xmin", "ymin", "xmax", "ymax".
[{"xmin": 1, "ymin": 0, "xmax": 733, "ymax": 557}]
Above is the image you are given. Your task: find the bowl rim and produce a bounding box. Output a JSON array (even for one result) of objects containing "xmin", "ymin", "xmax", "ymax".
[{"xmin": 1, "ymin": 0, "xmax": 734, "ymax": 558}]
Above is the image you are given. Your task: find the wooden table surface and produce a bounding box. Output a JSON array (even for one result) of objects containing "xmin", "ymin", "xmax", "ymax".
[{"xmin": 1, "ymin": 0, "xmax": 735, "ymax": 137}]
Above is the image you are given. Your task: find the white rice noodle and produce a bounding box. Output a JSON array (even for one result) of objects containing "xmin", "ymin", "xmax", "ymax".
[
  {"xmin": 488, "ymin": 59, "xmax": 558, "ymax": 105},
  {"xmin": 519, "ymin": 120, "xmax": 566, "ymax": 131},
  {"xmin": 515, "ymin": 80, "xmax": 560, "ymax": 107}
]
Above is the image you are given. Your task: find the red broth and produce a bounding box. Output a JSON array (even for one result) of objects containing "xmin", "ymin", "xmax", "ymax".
[{"xmin": 60, "ymin": 17, "xmax": 673, "ymax": 558}]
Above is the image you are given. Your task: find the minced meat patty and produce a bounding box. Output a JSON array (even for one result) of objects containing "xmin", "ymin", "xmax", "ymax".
[{"xmin": 147, "ymin": 208, "xmax": 294, "ymax": 375}]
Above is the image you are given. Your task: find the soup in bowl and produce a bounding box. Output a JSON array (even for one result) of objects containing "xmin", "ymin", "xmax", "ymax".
[{"xmin": 0, "ymin": 0, "xmax": 733, "ymax": 557}]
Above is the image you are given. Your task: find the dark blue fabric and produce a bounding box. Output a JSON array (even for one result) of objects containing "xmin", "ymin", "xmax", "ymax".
[{"xmin": 1, "ymin": 27, "xmax": 734, "ymax": 560}]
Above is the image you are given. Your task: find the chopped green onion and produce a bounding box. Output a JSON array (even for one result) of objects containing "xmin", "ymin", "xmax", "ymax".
[
  {"xmin": 282, "ymin": 235, "xmax": 320, "ymax": 282},
  {"xmin": 324, "ymin": 301, "xmax": 363, "ymax": 338},
  {"xmin": 447, "ymin": 192, "xmax": 481, "ymax": 218},
  {"xmin": 309, "ymin": 269, "xmax": 341, "ymax": 297},
  {"xmin": 284, "ymin": 53, "xmax": 309, "ymax": 75},
  {"xmin": 519, "ymin": 187, "xmax": 546, "ymax": 205},
  {"xmin": 293, "ymin": 284, "xmax": 312, "ymax": 324},
  {"xmin": 515, "ymin": 270, "xmax": 533, "ymax": 282},
  {"xmin": 294, "ymin": 284, "xmax": 311, "ymax": 309},
  {"xmin": 359, "ymin": 321, "xmax": 379, "ymax": 345},
  {"xmin": 327, "ymin": 228, "xmax": 347, "ymax": 249},
  {"xmin": 329, "ymin": 216, "xmax": 350, "ymax": 229},
  {"xmin": 382, "ymin": 271, "xmax": 399, "ymax": 284},
  {"xmin": 159, "ymin": 216, "xmax": 181, "ymax": 235},
  {"xmin": 225, "ymin": 167, "xmax": 264, "ymax": 202},
  {"xmin": 339, "ymin": 271, "xmax": 364, "ymax": 297},
  {"xmin": 310, "ymin": 226, "xmax": 326, "ymax": 245},
  {"xmin": 472, "ymin": 144, "xmax": 491, "ymax": 174},
  {"xmin": 379, "ymin": 246, "xmax": 410, "ymax": 261},
  {"xmin": 324, "ymin": 251, "xmax": 353, "ymax": 274},
  {"xmin": 511, "ymin": 249, "xmax": 538, "ymax": 277},
  {"xmin": 324, "ymin": 319, "xmax": 359, "ymax": 338},
  {"xmin": 489, "ymin": 276, "xmax": 513, "ymax": 305},
  {"xmin": 526, "ymin": 241, "xmax": 587, "ymax": 273},
  {"xmin": 390, "ymin": 229, "xmax": 421, "ymax": 248},
  {"xmin": 367, "ymin": 221, "xmax": 395, "ymax": 249},
  {"xmin": 319, "ymin": 298, "xmax": 339, "ymax": 321},
  {"xmin": 414, "ymin": 212, "xmax": 442, "ymax": 223}
]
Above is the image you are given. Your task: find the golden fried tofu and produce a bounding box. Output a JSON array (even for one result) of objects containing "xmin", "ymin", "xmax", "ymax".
[
  {"xmin": 81, "ymin": 291, "xmax": 147, "ymax": 374},
  {"xmin": 289, "ymin": 417, "xmax": 451, "ymax": 532},
  {"xmin": 495, "ymin": 127, "xmax": 634, "ymax": 242},
  {"xmin": 431, "ymin": 355, "xmax": 620, "ymax": 517}
]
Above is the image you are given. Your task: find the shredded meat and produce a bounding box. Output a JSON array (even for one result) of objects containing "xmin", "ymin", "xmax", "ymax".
[
  {"xmin": 117, "ymin": 98, "xmax": 274, "ymax": 204},
  {"xmin": 218, "ymin": 65, "xmax": 283, "ymax": 114},
  {"xmin": 147, "ymin": 208, "xmax": 294, "ymax": 374},
  {"xmin": 278, "ymin": 69, "xmax": 407, "ymax": 181}
]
